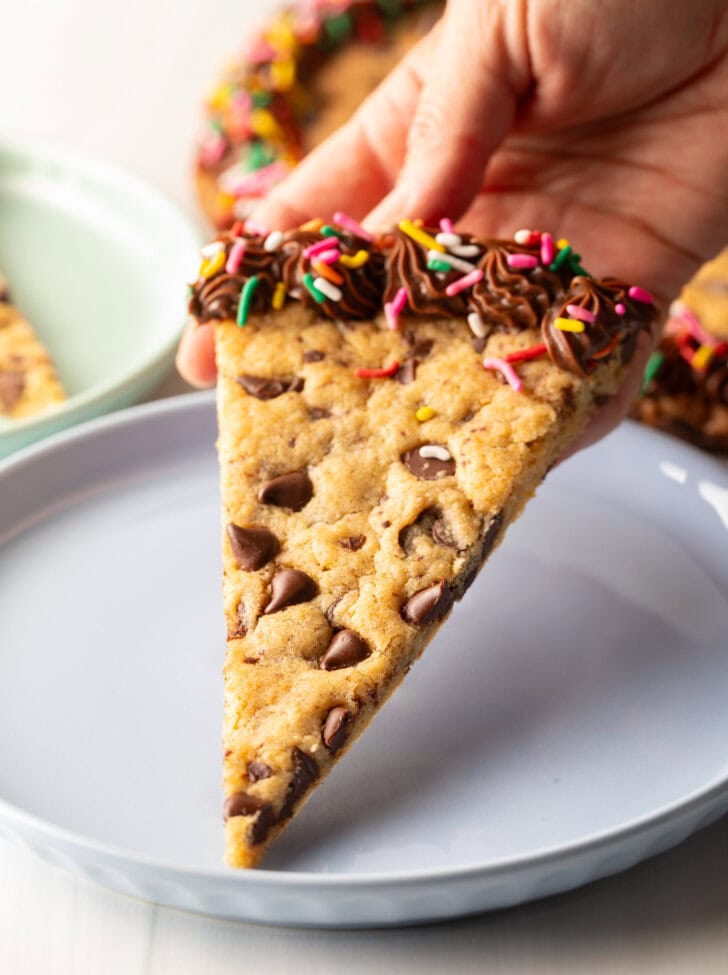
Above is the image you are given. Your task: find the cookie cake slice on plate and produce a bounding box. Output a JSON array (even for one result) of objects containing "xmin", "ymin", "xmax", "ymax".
[{"xmin": 188, "ymin": 216, "xmax": 656, "ymax": 868}]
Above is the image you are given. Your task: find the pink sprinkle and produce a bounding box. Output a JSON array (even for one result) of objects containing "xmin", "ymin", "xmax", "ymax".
[
  {"xmin": 228, "ymin": 162, "xmax": 289, "ymax": 199},
  {"xmin": 445, "ymin": 269, "xmax": 484, "ymax": 297},
  {"xmin": 540, "ymin": 232, "xmax": 555, "ymax": 266},
  {"xmin": 333, "ymin": 211, "xmax": 373, "ymax": 242},
  {"xmin": 565, "ymin": 303, "xmax": 596, "ymax": 323},
  {"xmin": 514, "ymin": 229, "xmax": 541, "ymax": 246},
  {"xmin": 507, "ymin": 253, "xmax": 539, "ymax": 270},
  {"xmin": 303, "ymin": 236, "xmax": 340, "ymax": 259},
  {"xmin": 199, "ymin": 135, "xmax": 227, "ymax": 170},
  {"xmin": 315, "ymin": 248, "xmax": 340, "ymax": 265},
  {"xmin": 483, "ymin": 357, "xmax": 523, "ymax": 393},
  {"xmin": 615, "ymin": 302, "xmax": 626, "ymax": 316},
  {"xmin": 225, "ymin": 239, "xmax": 246, "ymax": 274},
  {"xmin": 391, "ymin": 287, "xmax": 408, "ymax": 315},
  {"xmin": 628, "ymin": 285, "xmax": 654, "ymax": 304},
  {"xmin": 673, "ymin": 301, "xmax": 717, "ymax": 346},
  {"xmin": 247, "ymin": 39, "xmax": 277, "ymax": 64},
  {"xmin": 384, "ymin": 302, "xmax": 400, "ymax": 331},
  {"xmin": 244, "ymin": 219, "xmax": 270, "ymax": 237},
  {"xmin": 439, "ymin": 217, "xmax": 455, "ymax": 234}
]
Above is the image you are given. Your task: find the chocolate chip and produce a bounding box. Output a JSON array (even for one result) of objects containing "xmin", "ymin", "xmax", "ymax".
[
  {"xmin": 340, "ymin": 534, "xmax": 365, "ymax": 551},
  {"xmin": 325, "ymin": 596, "xmax": 343, "ymax": 625},
  {"xmin": 322, "ymin": 707, "xmax": 352, "ymax": 752},
  {"xmin": 303, "ymin": 350, "xmax": 325, "ymax": 362},
  {"xmin": 431, "ymin": 517, "xmax": 458, "ymax": 549},
  {"xmin": 223, "ymin": 791, "xmax": 275, "ymax": 845},
  {"xmin": 396, "ymin": 358, "xmax": 418, "ymax": 385},
  {"xmin": 258, "ymin": 470, "xmax": 313, "ymax": 510},
  {"xmin": 247, "ymin": 760, "xmax": 272, "ymax": 782},
  {"xmin": 320, "ymin": 629, "xmax": 370, "ymax": 670},
  {"xmin": 472, "ymin": 336, "xmax": 487, "ymax": 354},
  {"xmin": 402, "ymin": 445, "xmax": 455, "ymax": 480},
  {"xmin": 227, "ymin": 524, "xmax": 279, "ymax": 570},
  {"xmin": 0, "ymin": 370, "xmax": 25, "ymax": 411},
  {"xmin": 309, "ymin": 407, "xmax": 331, "ymax": 420},
  {"xmin": 455, "ymin": 512, "xmax": 504, "ymax": 597},
  {"xmin": 412, "ymin": 339, "xmax": 434, "ymax": 358},
  {"xmin": 279, "ymin": 748, "xmax": 319, "ymax": 821},
  {"xmin": 237, "ymin": 375, "xmax": 282, "ymax": 399},
  {"xmin": 263, "ymin": 569, "xmax": 317, "ymax": 614},
  {"xmin": 401, "ymin": 580, "xmax": 454, "ymax": 626}
]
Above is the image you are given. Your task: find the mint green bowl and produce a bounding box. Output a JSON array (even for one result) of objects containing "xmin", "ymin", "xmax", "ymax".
[{"xmin": 0, "ymin": 139, "xmax": 203, "ymax": 458}]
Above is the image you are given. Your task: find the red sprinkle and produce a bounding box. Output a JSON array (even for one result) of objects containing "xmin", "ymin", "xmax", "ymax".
[
  {"xmin": 504, "ymin": 344, "xmax": 548, "ymax": 363},
  {"xmin": 230, "ymin": 220, "xmax": 244, "ymax": 238},
  {"xmin": 354, "ymin": 361, "xmax": 400, "ymax": 379}
]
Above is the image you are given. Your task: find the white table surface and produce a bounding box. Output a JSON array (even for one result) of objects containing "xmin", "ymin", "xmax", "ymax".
[{"xmin": 2, "ymin": 1, "xmax": 728, "ymax": 971}]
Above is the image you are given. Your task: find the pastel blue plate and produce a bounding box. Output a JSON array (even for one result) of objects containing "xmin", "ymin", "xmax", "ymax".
[{"xmin": 0, "ymin": 138, "xmax": 203, "ymax": 457}]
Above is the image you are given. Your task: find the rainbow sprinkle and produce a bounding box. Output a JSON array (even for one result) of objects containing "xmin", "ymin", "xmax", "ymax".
[
  {"xmin": 554, "ymin": 317, "xmax": 585, "ymax": 333},
  {"xmin": 399, "ymin": 219, "xmax": 444, "ymax": 253},
  {"xmin": 483, "ymin": 357, "xmax": 523, "ymax": 393},
  {"xmin": 415, "ymin": 406, "xmax": 436, "ymax": 422},
  {"xmin": 236, "ymin": 275, "xmax": 259, "ymax": 326},
  {"xmin": 445, "ymin": 269, "xmax": 484, "ymax": 297},
  {"xmin": 333, "ymin": 211, "xmax": 373, "ymax": 241}
]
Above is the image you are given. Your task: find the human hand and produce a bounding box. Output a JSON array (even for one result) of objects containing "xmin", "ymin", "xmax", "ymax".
[{"xmin": 178, "ymin": 0, "xmax": 728, "ymax": 452}]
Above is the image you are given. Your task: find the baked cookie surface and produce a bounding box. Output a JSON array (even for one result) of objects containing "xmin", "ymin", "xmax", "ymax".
[
  {"xmin": 189, "ymin": 219, "xmax": 656, "ymax": 868},
  {"xmin": 0, "ymin": 279, "xmax": 66, "ymax": 420}
]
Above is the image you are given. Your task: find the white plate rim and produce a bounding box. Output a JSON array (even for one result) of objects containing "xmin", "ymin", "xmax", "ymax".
[
  {"xmin": 0, "ymin": 136, "xmax": 203, "ymax": 438},
  {"xmin": 1, "ymin": 393, "xmax": 727, "ymax": 897}
]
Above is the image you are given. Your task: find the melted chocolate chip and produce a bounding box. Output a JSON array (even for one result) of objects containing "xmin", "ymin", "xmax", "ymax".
[
  {"xmin": 320, "ymin": 629, "xmax": 370, "ymax": 670},
  {"xmin": 309, "ymin": 407, "xmax": 331, "ymax": 420},
  {"xmin": 325, "ymin": 596, "xmax": 343, "ymax": 625},
  {"xmin": 247, "ymin": 760, "xmax": 272, "ymax": 782},
  {"xmin": 411, "ymin": 339, "xmax": 434, "ymax": 358},
  {"xmin": 322, "ymin": 707, "xmax": 352, "ymax": 752},
  {"xmin": 399, "ymin": 507, "xmax": 442, "ymax": 554},
  {"xmin": 340, "ymin": 534, "xmax": 366, "ymax": 551},
  {"xmin": 258, "ymin": 471, "xmax": 313, "ymax": 510},
  {"xmin": 396, "ymin": 358, "xmax": 418, "ymax": 385},
  {"xmin": 227, "ymin": 524, "xmax": 279, "ymax": 570},
  {"xmin": 223, "ymin": 791, "xmax": 275, "ymax": 844},
  {"xmin": 401, "ymin": 580, "xmax": 454, "ymax": 626},
  {"xmin": 455, "ymin": 512, "xmax": 504, "ymax": 596},
  {"xmin": 236, "ymin": 374, "xmax": 303, "ymax": 399},
  {"xmin": 263, "ymin": 569, "xmax": 318, "ymax": 614},
  {"xmin": 431, "ymin": 517, "xmax": 458, "ymax": 549},
  {"xmin": 303, "ymin": 349, "xmax": 325, "ymax": 362},
  {"xmin": 402, "ymin": 445, "xmax": 455, "ymax": 480},
  {"xmin": 279, "ymin": 748, "xmax": 319, "ymax": 821},
  {"xmin": 0, "ymin": 370, "xmax": 25, "ymax": 412},
  {"xmin": 472, "ymin": 336, "xmax": 487, "ymax": 354}
]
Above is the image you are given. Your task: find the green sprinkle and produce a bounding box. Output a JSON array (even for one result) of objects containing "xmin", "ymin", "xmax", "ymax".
[
  {"xmin": 236, "ymin": 276, "xmax": 259, "ymax": 327},
  {"xmin": 640, "ymin": 351, "xmax": 665, "ymax": 395},
  {"xmin": 324, "ymin": 12, "xmax": 352, "ymax": 45},
  {"xmin": 209, "ymin": 118, "xmax": 224, "ymax": 135},
  {"xmin": 303, "ymin": 273, "xmax": 327, "ymax": 304},
  {"xmin": 320, "ymin": 224, "xmax": 343, "ymax": 239},
  {"xmin": 427, "ymin": 258, "xmax": 452, "ymax": 272},
  {"xmin": 549, "ymin": 244, "xmax": 572, "ymax": 272},
  {"xmin": 251, "ymin": 91, "xmax": 272, "ymax": 108},
  {"xmin": 248, "ymin": 140, "xmax": 274, "ymax": 172}
]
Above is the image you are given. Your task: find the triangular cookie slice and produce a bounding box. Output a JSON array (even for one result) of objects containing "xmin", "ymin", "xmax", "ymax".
[
  {"xmin": 189, "ymin": 220, "xmax": 656, "ymax": 867},
  {"xmin": 0, "ymin": 276, "xmax": 66, "ymax": 419}
]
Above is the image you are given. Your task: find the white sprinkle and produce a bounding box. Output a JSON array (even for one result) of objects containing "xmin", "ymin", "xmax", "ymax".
[
  {"xmin": 313, "ymin": 277, "xmax": 342, "ymax": 302},
  {"xmin": 426, "ymin": 249, "xmax": 476, "ymax": 274},
  {"xmin": 467, "ymin": 311, "xmax": 488, "ymax": 338},
  {"xmin": 289, "ymin": 287, "xmax": 303, "ymax": 300},
  {"xmin": 514, "ymin": 228, "xmax": 536, "ymax": 244},
  {"xmin": 451, "ymin": 244, "xmax": 481, "ymax": 258},
  {"xmin": 200, "ymin": 241, "xmax": 225, "ymax": 259},
  {"xmin": 218, "ymin": 162, "xmax": 245, "ymax": 194},
  {"xmin": 263, "ymin": 230, "xmax": 284, "ymax": 251},
  {"xmin": 435, "ymin": 232, "xmax": 462, "ymax": 248},
  {"xmin": 419, "ymin": 445, "xmax": 452, "ymax": 462}
]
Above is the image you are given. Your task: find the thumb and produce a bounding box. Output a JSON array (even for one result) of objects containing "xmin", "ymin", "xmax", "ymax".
[{"xmin": 367, "ymin": 0, "xmax": 529, "ymax": 227}]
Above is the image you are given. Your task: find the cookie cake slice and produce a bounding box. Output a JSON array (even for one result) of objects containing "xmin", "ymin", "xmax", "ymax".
[{"xmin": 188, "ymin": 217, "xmax": 656, "ymax": 868}]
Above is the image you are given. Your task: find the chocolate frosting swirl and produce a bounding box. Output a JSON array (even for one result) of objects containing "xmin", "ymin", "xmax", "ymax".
[
  {"xmin": 383, "ymin": 227, "xmax": 471, "ymax": 317},
  {"xmin": 296, "ymin": 229, "xmax": 386, "ymax": 319},
  {"xmin": 469, "ymin": 240, "xmax": 568, "ymax": 332},
  {"xmin": 542, "ymin": 276, "xmax": 655, "ymax": 377}
]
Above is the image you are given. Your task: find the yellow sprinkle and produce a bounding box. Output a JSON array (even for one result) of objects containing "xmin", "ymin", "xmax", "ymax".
[
  {"xmin": 199, "ymin": 249, "xmax": 225, "ymax": 279},
  {"xmin": 271, "ymin": 59, "xmax": 296, "ymax": 91},
  {"xmin": 272, "ymin": 281, "xmax": 286, "ymax": 310},
  {"xmin": 554, "ymin": 316, "xmax": 585, "ymax": 333},
  {"xmin": 300, "ymin": 217, "xmax": 324, "ymax": 232},
  {"xmin": 266, "ymin": 14, "xmax": 297, "ymax": 52},
  {"xmin": 399, "ymin": 219, "xmax": 445, "ymax": 253},
  {"xmin": 251, "ymin": 109, "xmax": 283, "ymax": 142},
  {"xmin": 557, "ymin": 238, "xmax": 570, "ymax": 250},
  {"xmin": 208, "ymin": 83, "xmax": 232, "ymax": 112},
  {"xmin": 339, "ymin": 250, "xmax": 369, "ymax": 269},
  {"xmin": 692, "ymin": 344, "xmax": 714, "ymax": 370},
  {"xmin": 415, "ymin": 406, "xmax": 437, "ymax": 422}
]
